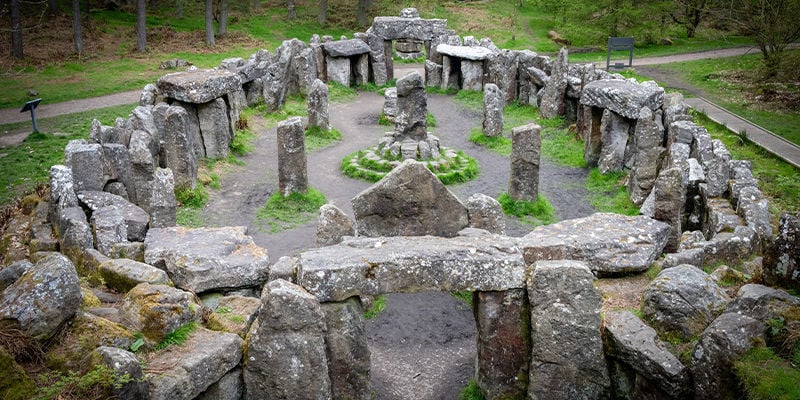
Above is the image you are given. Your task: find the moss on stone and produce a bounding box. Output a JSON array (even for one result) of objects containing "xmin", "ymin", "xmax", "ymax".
[
  {"xmin": 0, "ymin": 345, "xmax": 36, "ymax": 400},
  {"xmin": 45, "ymin": 312, "xmax": 134, "ymax": 372},
  {"xmin": 80, "ymin": 287, "xmax": 102, "ymax": 308}
]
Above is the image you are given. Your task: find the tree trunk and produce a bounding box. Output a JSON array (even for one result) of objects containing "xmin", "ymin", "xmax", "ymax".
[
  {"xmin": 48, "ymin": 0, "xmax": 58, "ymax": 14},
  {"xmin": 357, "ymin": 0, "xmax": 368, "ymax": 26},
  {"xmin": 318, "ymin": 0, "xmax": 327, "ymax": 25},
  {"xmin": 11, "ymin": 0, "xmax": 22, "ymax": 58},
  {"xmin": 253, "ymin": 0, "xmax": 259, "ymax": 10},
  {"xmin": 175, "ymin": 0, "xmax": 183, "ymax": 18},
  {"xmin": 218, "ymin": 0, "xmax": 228, "ymax": 36},
  {"xmin": 287, "ymin": 0, "xmax": 296, "ymax": 20},
  {"xmin": 205, "ymin": 0, "xmax": 215, "ymax": 46},
  {"xmin": 73, "ymin": 0, "xmax": 83, "ymax": 55},
  {"xmin": 136, "ymin": 0, "xmax": 146, "ymax": 52}
]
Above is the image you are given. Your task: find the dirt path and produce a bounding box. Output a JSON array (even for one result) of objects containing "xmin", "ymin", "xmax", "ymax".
[{"xmin": 201, "ymin": 88, "xmax": 594, "ymax": 398}]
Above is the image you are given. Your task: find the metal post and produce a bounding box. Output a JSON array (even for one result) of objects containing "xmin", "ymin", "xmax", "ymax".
[{"xmin": 30, "ymin": 107, "xmax": 39, "ymax": 133}]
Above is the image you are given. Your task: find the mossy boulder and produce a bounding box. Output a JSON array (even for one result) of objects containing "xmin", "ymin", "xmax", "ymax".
[
  {"xmin": 0, "ymin": 345, "xmax": 36, "ymax": 400},
  {"xmin": 120, "ymin": 283, "xmax": 202, "ymax": 343},
  {"xmin": 207, "ymin": 295, "xmax": 260, "ymax": 338},
  {"xmin": 99, "ymin": 258, "xmax": 172, "ymax": 293},
  {"xmin": 45, "ymin": 311, "xmax": 135, "ymax": 371}
]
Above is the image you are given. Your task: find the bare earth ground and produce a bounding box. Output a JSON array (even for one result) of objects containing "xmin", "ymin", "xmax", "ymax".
[{"xmin": 201, "ymin": 90, "xmax": 595, "ymax": 399}]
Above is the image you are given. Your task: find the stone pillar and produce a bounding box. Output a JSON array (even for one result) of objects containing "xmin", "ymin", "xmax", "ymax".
[
  {"xmin": 149, "ymin": 168, "xmax": 177, "ymax": 228},
  {"xmin": 508, "ymin": 123, "xmax": 541, "ymax": 202},
  {"xmin": 395, "ymin": 72, "xmax": 427, "ymax": 142},
  {"xmin": 598, "ymin": 109, "xmax": 631, "ymax": 174},
  {"xmin": 244, "ymin": 279, "xmax": 331, "ymax": 399},
  {"xmin": 307, "ymin": 79, "xmax": 330, "ymax": 131},
  {"xmin": 384, "ymin": 40, "xmax": 394, "ymax": 82},
  {"xmin": 628, "ymin": 107, "xmax": 666, "ymax": 206},
  {"xmin": 198, "ymin": 97, "xmax": 233, "ymax": 159},
  {"xmin": 482, "ymin": 83, "xmax": 504, "ymax": 137},
  {"xmin": 326, "ymin": 56, "xmax": 351, "ymax": 86},
  {"xmin": 466, "ymin": 193, "xmax": 505, "ymax": 235},
  {"xmin": 424, "ymin": 59, "xmax": 443, "ymax": 88},
  {"xmin": 527, "ymin": 260, "xmax": 609, "ymax": 400},
  {"xmin": 321, "ymin": 297, "xmax": 371, "ymax": 400},
  {"xmin": 461, "ymin": 60, "xmax": 484, "ymax": 91},
  {"xmin": 277, "ymin": 117, "xmax": 308, "ymax": 196},
  {"xmin": 653, "ymin": 166, "xmax": 686, "ymax": 253},
  {"xmin": 539, "ymin": 47, "xmax": 568, "ymax": 119},
  {"xmin": 582, "ymin": 106, "xmax": 603, "ymax": 167},
  {"xmin": 66, "ymin": 142, "xmax": 105, "ymax": 192},
  {"xmin": 475, "ymin": 290, "xmax": 530, "ymax": 400},
  {"xmin": 354, "ymin": 54, "xmax": 370, "ymax": 86},
  {"xmin": 161, "ymin": 106, "xmax": 198, "ymax": 189}
]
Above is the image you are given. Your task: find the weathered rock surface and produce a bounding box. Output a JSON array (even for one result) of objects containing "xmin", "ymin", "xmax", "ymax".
[
  {"xmin": 307, "ymin": 78, "xmax": 330, "ymax": 131},
  {"xmin": 527, "ymin": 260, "xmax": 609, "ymax": 400},
  {"xmin": 436, "ymin": 44, "xmax": 494, "ymax": 60},
  {"xmin": 276, "ymin": 116, "xmax": 309, "ymax": 196},
  {"xmin": 723, "ymin": 283, "xmax": 800, "ymax": 324},
  {"xmin": 196, "ymin": 368, "xmax": 243, "ymax": 400},
  {"xmin": 161, "ymin": 105, "xmax": 198, "ymax": 188},
  {"xmin": 78, "ymin": 191, "xmax": 150, "ymax": 241},
  {"xmin": 690, "ymin": 313, "xmax": 764, "ymax": 400},
  {"xmin": 370, "ymin": 16, "xmax": 447, "ymax": 41},
  {"xmin": 394, "ymin": 71, "xmax": 428, "ymax": 142},
  {"xmin": 0, "ymin": 253, "xmax": 82, "ymax": 341},
  {"xmin": 604, "ymin": 310, "xmax": 687, "ymax": 398},
  {"xmin": 509, "ymin": 123, "xmax": 541, "ymax": 202},
  {"xmin": 66, "ymin": 141, "xmax": 105, "ymax": 192},
  {"xmin": 157, "ymin": 69, "xmax": 240, "ymax": 104},
  {"xmin": 120, "ymin": 283, "xmax": 202, "ymax": 343},
  {"xmin": 580, "ymin": 79, "xmax": 665, "ymax": 119},
  {"xmin": 597, "ymin": 109, "xmax": 630, "ymax": 173},
  {"xmin": 539, "ymin": 48, "xmax": 568, "ymax": 119},
  {"xmin": 297, "ymin": 234, "xmax": 524, "ymax": 302},
  {"xmin": 99, "ymin": 258, "xmax": 172, "ymax": 292},
  {"xmin": 148, "ymin": 328, "xmax": 243, "ymax": 400},
  {"xmin": 206, "ymin": 295, "xmax": 260, "ymax": 338},
  {"xmin": 321, "ymin": 39, "xmax": 371, "ymax": 57},
  {"xmin": 628, "ymin": 107, "xmax": 666, "ymax": 205},
  {"xmin": 466, "ymin": 193, "xmax": 505, "ymax": 235},
  {"xmin": 316, "ymin": 203, "xmax": 355, "ymax": 247},
  {"xmin": 321, "ymin": 297, "xmax": 371, "ymax": 400},
  {"xmin": 352, "ymin": 160, "xmax": 469, "ymax": 238},
  {"xmin": 0, "ymin": 260, "xmax": 32, "ymax": 292},
  {"xmin": 89, "ymin": 346, "xmax": 149, "ymax": 400},
  {"xmin": 763, "ymin": 213, "xmax": 800, "ymax": 290},
  {"xmin": 144, "ymin": 226, "xmax": 270, "ymax": 293},
  {"xmin": 46, "ymin": 311, "xmax": 134, "ymax": 370},
  {"xmin": 149, "ymin": 168, "xmax": 177, "ymax": 228},
  {"xmin": 521, "ymin": 213, "xmax": 670, "ymax": 274},
  {"xmin": 482, "ymin": 83, "xmax": 504, "ymax": 137},
  {"xmin": 642, "ymin": 265, "xmax": 730, "ymax": 340},
  {"xmin": 244, "ymin": 279, "xmax": 331, "ymax": 399}
]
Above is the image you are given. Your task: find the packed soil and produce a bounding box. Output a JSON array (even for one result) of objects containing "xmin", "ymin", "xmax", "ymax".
[{"xmin": 202, "ymin": 90, "xmax": 595, "ymax": 398}]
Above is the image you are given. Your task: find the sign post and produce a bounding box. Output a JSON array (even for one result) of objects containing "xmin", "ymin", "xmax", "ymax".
[
  {"xmin": 606, "ymin": 37, "xmax": 634, "ymax": 70},
  {"xmin": 20, "ymin": 98, "xmax": 42, "ymax": 133}
]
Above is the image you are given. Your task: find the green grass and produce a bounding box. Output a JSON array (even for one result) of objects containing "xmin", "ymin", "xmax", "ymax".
[
  {"xmin": 363, "ymin": 295, "xmax": 388, "ymax": 320},
  {"xmin": 152, "ymin": 322, "xmax": 197, "ymax": 351},
  {"xmin": 33, "ymin": 364, "xmax": 132, "ymax": 400},
  {"xmin": 263, "ymin": 94, "xmax": 308, "ymax": 125},
  {"xmin": 176, "ymin": 207, "xmax": 204, "ymax": 228},
  {"xmin": 230, "ymin": 126, "xmax": 256, "ymax": 156},
  {"xmin": 305, "ymin": 126, "xmax": 343, "ymax": 152},
  {"xmin": 328, "ymin": 82, "xmax": 358, "ymax": 103},
  {"xmin": 541, "ymin": 128, "xmax": 586, "ymax": 168},
  {"xmin": 639, "ymin": 52, "xmax": 800, "ymax": 146},
  {"xmin": 175, "ymin": 185, "xmax": 208, "ymax": 208},
  {"xmin": 734, "ymin": 346, "xmax": 800, "ymax": 400},
  {"xmin": 585, "ymin": 169, "xmax": 639, "ymax": 215},
  {"xmin": 497, "ymin": 192, "xmax": 556, "ymax": 226},
  {"xmin": 458, "ymin": 379, "xmax": 486, "ymax": 400},
  {"xmin": 469, "ymin": 129, "xmax": 513, "ymax": 156},
  {"xmin": 451, "ymin": 291, "xmax": 474, "ymax": 309},
  {"xmin": 341, "ymin": 149, "xmax": 478, "ymax": 185},
  {"xmin": 256, "ymin": 187, "xmax": 327, "ymax": 233},
  {"xmin": 693, "ymin": 111, "xmax": 800, "ymax": 214}
]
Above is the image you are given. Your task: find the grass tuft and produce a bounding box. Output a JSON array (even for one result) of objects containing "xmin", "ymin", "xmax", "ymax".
[
  {"xmin": 497, "ymin": 192, "xmax": 556, "ymax": 226},
  {"xmin": 458, "ymin": 380, "xmax": 486, "ymax": 400},
  {"xmin": 363, "ymin": 295, "xmax": 388, "ymax": 320},
  {"xmin": 734, "ymin": 346, "xmax": 800, "ymax": 400},
  {"xmin": 469, "ymin": 129, "xmax": 512, "ymax": 156},
  {"xmin": 256, "ymin": 187, "xmax": 327, "ymax": 233},
  {"xmin": 174, "ymin": 185, "xmax": 208, "ymax": 209},
  {"xmin": 585, "ymin": 169, "xmax": 639, "ymax": 215},
  {"xmin": 305, "ymin": 126, "xmax": 343, "ymax": 152},
  {"xmin": 152, "ymin": 322, "xmax": 197, "ymax": 351}
]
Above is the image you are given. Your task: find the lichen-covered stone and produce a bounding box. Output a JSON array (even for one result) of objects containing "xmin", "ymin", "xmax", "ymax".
[
  {"xmin": 99, "ymin": 258, "xmax": 172, "ymax": 293},
  {"xmin": 119, "ymin": 283, "xmax": 202, "ymax": 343},
  {"xmin": 321, "ymin": 297, "xmax": 370, "ymax": 400},
  {"xmin": 88, "ymin": 346, "xmax": 149, "ymax": 400},
  {"xmin": 762, "ymin": 213, "xmax": 800, "ymax": 290},
  {"xmin": 144, "ymin": 226, "xmax": 269, "ymax": 293},
  {"xmin": 521, "ymin": 213, "xmax": 670, "ymax": 274},
  {"xmin": 206, "ymin": 295, "xmax": 260, "ymax": 338},
  {"xmin": 157, "ymin": 68, "xmax": 240, "ymax": 104},
  {"xmin": 539, "ymin": 48, "xmax": 569, "ymax": 119},
  {"xmin": 508, "ymin": 123, "xmax": 542, "ymax": 202},
  {"xmin": 276, "ymin": 116, "xmax": 308, "ymax": 196},
  {"xmin": 580, "ymin": 79, "xmax": 665, "ymax": 119},
  {"xmin": 316, "ymin": 203, "xmax": 355, "ymax": 247},
  {"xmin": 45, "ymin": 311, "xmax": 134, "ymax": 371},
  {"xmin": 466, "ymin": 193, "xmax": 505, "ymax": 235},
  {"xmin": 482, "ymin": 83, "xmax": 504, "ymax": 137}
]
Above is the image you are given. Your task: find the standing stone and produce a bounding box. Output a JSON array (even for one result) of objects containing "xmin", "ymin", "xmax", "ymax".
[
  {"xmin": 395, "ymin": 72, "xmax": 428, "ymax": 142},
  {"xmin": 763, "ymin": 213, "xmax": 800, "ymax": 290},
  {"xmin": 129, "ymin": 130, "xmax": 156, "ymax": 212},
  {"xmin": 486, "ymin": 50, "xmax": 519, "ymax": 104},
  {"xmin": 316, "ymin": 204, "xmax": 355, "ymax": 247},
  {"xmin": 140, "ymin": 83, "xmax": 159, "ymax": 106},
  {"xmin": 321, "ymin": 298, "xmax": 370, "ymax": 400},
  {"xmin": 598, "ymin": 109, "xmax": 631, "ymax": 173},
  {"xmin": 294, "ymin": 48, "xmax": 318, "ymax": 95},
  {"xmin": 277, "ymin": 117, "xmax": 308, "ymax": 196},
  {"xmin": 527, "ymin": 260, "xmax": 609, "ymax": 400},
  {"xmin": 482, "ymin": 83, "xmax": 504, "ymax": 137},
  {"xmin": 466, "ymin": 193, "xmax": 505, "ymax": 235},
  {"xmin": 65, "ymin": 141, "xmax": 105, "ymax": 192},
  {"xmin": 326, "ymin": 57, "xmax": 351, "ymax": 86},
  {"xmin": 383, "ymin": 87, "xmax": 398, "ymax": 124},
  {"xmin": 461, "ymin": 60, "xmax": 484, "ymax": 91},
  {"xmin": 150, "ymin": 168, "xmax": 177, "ymax": 228},
  {"xmin": 508, "ymin": 123, "xmax": 541, "ymax": 202},
  {"xmin": 307, "ymin": 79, "xmax": 330, "ymax": 131},
  {"xmin": 424, "ymin": 59, "xmax": 443, "ymax": 88},
  {"xmin": 244, "ymin": 279, "xmax": 331, "ymax": 400},
  {"xmin": 174, "ymin": 101, "xmax": 205, "ymax": 158},
  {"xmin": 539, "ymin": 47, "xmax": 568, "ymax": 119},
  {"xmin": 198, "ymin": 98, "xmax": 233, "ymax": 159},
  {"xmin": 628, "ymin": 107, "xmax": 666, "ymax": 205},
  {"xmin": 581, "ymin": 106, "xmax": 603, "ymax": 167},
  {"xmin": 162, "ymin": 105, "xmax": 198, "ymax": 189},
  {"xmin": 475, "ymin": 289, "xmax": 530, "ymax": 400},
  {"xmin": 653, "ymin": 167, "xmax": 686, "ymax": 253}
]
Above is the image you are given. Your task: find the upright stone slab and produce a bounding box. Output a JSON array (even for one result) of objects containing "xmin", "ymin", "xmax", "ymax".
[
  {"xmin": 424, "ymin": 59, "xmax": 443, "ymax": 88},
  {"xmin": 326, "ymin": 56, "xmax": 351, "ymax": 86},
  {"xmin": 316, "ymin": 204, "xmax": 355, "ymax": 247},
  {"xmin": 66, "ymin": 141, "xmax": 105, "ymax": 192},
  {"xmin": 395, "ymin": 71, "xmax": 428, "ymax": 142},
  {"xmin": 763, "ymin": 213, "xmax": 800, "ymax": 290},
  {"xmin": 466, "ymin": 193, "xmax": 505, "ymax": 235},
  {"xmin": 321, "ymin": 298, "xmax": 370, "ymax": 400},
  {"xmin": 475, "ymin": 289, "xmax": 530, "ymax": 400},
  {"xmin": 383, "ymin": 87, "xmax": 398, "ymax": 123},
  {"xmin": 150, "ymin": 168, "xmax": 177, "ymax": 228},
  {"xmin": 598, "ymin": 109, "xmax": 630, "ymax": 174},
  {"xmin": 653, "ymin": 167, "xmax": 686, "ymax": 253},
  {"xmin": 461, "ymin": 60, "xmax": 484, "ymax": 91},
  {"xmin": 628, "ymin": 107, "xmax": 666, "ymax": 205},
  {"xmin": 307, "ymin": 79, "xmax": 330, "ymax": 131},
  {"xmin": 244, "ymin": 279, "xmax": 331, "ymax": 400},
  {"xmin": 527, "ymin": 260, "xmax": 609, "ymax": 400},
  {"xmin": 351, "ymin": 160, "xmax": 468, "ymax": 238},
  {"xmin": 539, "ymin": 47, "xmax": 568, "ymax": 119},
  {"xmin": 482, "ymin": 83, "xmax": 504, "ymax": 137},
  {"xmin": 162, "ymin": 105, "xmax": 198, "ymax": 189},
  {"xmin": 277, "ymin": 116, "xmax": 308, "ymax": 196},
  {"xmin": 198, "ymin": 97, "xmax": 233, "ymax": 159},
  {"xmin": 508, "ymin": 123, "xmax": 541, "ymax": 202}
]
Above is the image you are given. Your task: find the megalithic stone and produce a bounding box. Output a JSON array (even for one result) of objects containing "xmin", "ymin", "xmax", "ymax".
[
  {"xmin": 508, "ymin": 123, "xmax": 541, "ymax": 202},
  {"xmin": 277, "ymin": 117, "xmax": 308, "ymax": 196}
]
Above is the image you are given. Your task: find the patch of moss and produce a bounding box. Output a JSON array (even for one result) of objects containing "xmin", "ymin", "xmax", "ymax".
[
  {"xmin": 735, "ymin": 346, "xmax": 800, "ymax": 400},
  {"xmin": 45, "ymin": 313, "xmax": 134, "ymax": 372},
  {"xmin": 80, "ymin": 287, "xmax": 102, "ymax": 308},
  {"xmin": 0, "ymin": 345, "xmax": 36, "ymax": 400},
  {"xmin": 256, "ymin": 187, "xmax": 327, "ymax": 234},
  {"xmin": 497, "ymin": 192, "xmax": 556, "ymax": 226}
]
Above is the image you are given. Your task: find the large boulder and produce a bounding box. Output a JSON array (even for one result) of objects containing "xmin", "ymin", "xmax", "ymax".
[
  {"xmin": 352, "ymin": 160, "xmax": 469, "ymax": 238},
  {"xmin": 119, "ymin": 283, "xmax": 202, "ymax": 343},
  {"xmin": 88, "ymin": 346, "xmax": 149, "ymax": 400},
  {"xmin": 763, "ymin": 213, "xmax": 800, "ymax": 290},
  {"xmin": 316, "ymin": 204, "xmax": 355, "ymax": 247},
  {"xmin": 65, "ymin": 140, "xmax": 105, "ymax": 193},
  {"xmin": 436, "ymin": 44, "xmax": 494, "ymax": 60},
  {"xmin": 244, "ymin": 279, "xmax": 331, "ymax": 399},
  {"xmin": 521, "ymin": 213, "xmax": 670, "ymax": 275},
  {"xmin": 604, "ymin": 310, "xmax": 687, "ymax": 398},
  {"xmin": 527, "ymin": 260, "xmax": 609, "ymax": 400},
  {"xmin": 45, "ymin": 311, "xmax": 134, "ymax": 371},
  {"xmin": 0, "ymin": 253, "xmax": 82, "ymax": 341},
  {"xmin": 297, "ymin": 234, "xmax": 524, "ymax": 302},
  {"xmin": 144, "ymin": 226, "xmax": 269, "ymax": 293},
  {"xmin": 580, "ymin": 79, "xmax": 665, "ymax": 119},
  {"xmin": 466, "ymin": 193, "xmax": 505, "ymax": 235},
  {"xmin": 99, "ymin": 258, "xmax": 172, "ymax": 292},
  {"xmin": 157, "ymin": 68, "xmax": 240, "ymax": 104},
  {"xmin": 642, "ymin": 265, "xmax": 730, "ymax": 340},
  {"xmin": 78, "ymin": 191, "xmax": 150, "ymax": 241},
  {"xmin": 321, "ymin": 39, "xmax": 371, "ymax": 57}
]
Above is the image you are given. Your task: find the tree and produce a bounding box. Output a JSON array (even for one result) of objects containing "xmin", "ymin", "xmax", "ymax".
[
  {"xmin": 10, "ymin": 0, "xmax": 22, "ymax": 58},
  {"xmin": 136, "ymin": 0, "xmax": 146, "ymax": 52},
  {"xmin": 722, "ymin": 0, "xmax": 800, "ymax": 77},
  {"xmin": 217, "ymin": 0, "xmax": 228, "ymax": 36},
  {"xmin": 287, "ymin": 0, "xmax": 296, "ymax": 20},
  {"xmin": 253, "ymin": 0, "xmax": 259, "ymax": 10},
  {"xmin": 73, "ymin": 0, "xmax": 83, "ymax": 55},
  {"xmin": 670, "ymin": 0, "xmax": 714, "ymax": 38},
  {"xmin": 357, "ymin": 0, "xmax": 371, "ymax": 27},
  {"xmin": 205, "ymin": 0, "xmax": 215, "ymax": 45},
  {"xmin": 318, "ymin": 0, "xmax": 327, "ymax": 25},
  {"xmin": 175, "ymin": 0, "xmax": 183, "ymax": 18}
]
